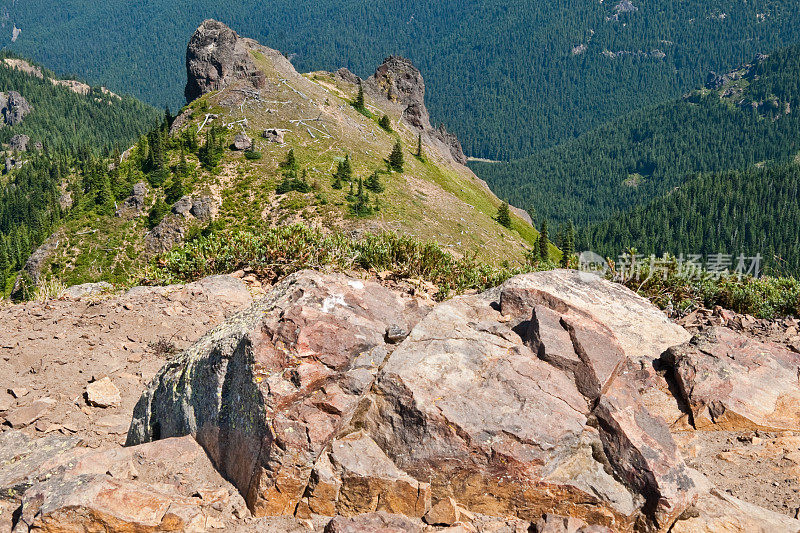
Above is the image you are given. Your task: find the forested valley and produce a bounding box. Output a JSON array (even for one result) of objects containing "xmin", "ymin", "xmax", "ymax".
[{"xmin": 4, "ymin": 0, "xmax": 800, "ymax": 159}]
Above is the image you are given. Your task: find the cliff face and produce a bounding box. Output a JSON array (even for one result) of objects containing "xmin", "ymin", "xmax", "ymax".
[
  {"xmin": 366, "ymin": 55, "xmax": 467, "ymax": 164},
  {"xmin": 184, "ymin": 19, "xmax": 266, "ymax": 102}
]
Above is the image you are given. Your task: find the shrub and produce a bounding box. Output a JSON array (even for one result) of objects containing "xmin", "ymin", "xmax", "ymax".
[{"xmin": 148, "ymin": 198, "xmax": 170, "ymax": 229}]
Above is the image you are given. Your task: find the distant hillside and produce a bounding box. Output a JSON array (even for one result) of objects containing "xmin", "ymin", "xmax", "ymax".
[
  {"xmin": 0, "ymin": 54, "xmax": 160, "ymax": 295},
  {"xmin": 581, "ymin": 161, "xmax": 800, "ymax": 277},
  {"xmin": 24, "ymin": 21, "xmax": 536, "ymax": 292},
  {"xmin": 0, "ymin": 53, "xmax": 159, "ymax": 154},
  {"xmin": 4, "ymin": 1, "xmax": 800, "ymax": 159},
  {"xmin": 473, "ymin": 44, "xmax": 800, "ymax": 226}
]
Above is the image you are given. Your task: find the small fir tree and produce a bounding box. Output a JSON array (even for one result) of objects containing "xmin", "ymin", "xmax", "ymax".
[
  {"xmin": 539, "ymin": 220, "xmax": 550, "ymax": 262},
  {"xmin": 388, "ymin": 142, "xmax": 404, "ymax": 172},
  {"xmin": 365, "ymin": 171, "xmax": 384, "ymax": 193},
  {"xmin": 379, "ymin": 115, "xmax": 392, "ymax": 131},
  {"xmin": 354, "ymin": 82, "xmax": 365, "ymax": 111},
  {"xmin": 497, "ymin": 202, "xmax": 512, "ymax": 228}
]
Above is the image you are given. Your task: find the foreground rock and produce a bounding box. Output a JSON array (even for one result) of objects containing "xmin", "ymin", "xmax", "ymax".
[
  {"xmin": 128, "ymin": 271, "xmax": 432, "ymax": 517},
  {"xmin": 6, "ymin": 434, "xmax": 245, "ymax": 532},
  {"xmin": 128, "ymin": 270, "xmax": 701, "ymax": 530},
  {"xmin": 663, "ymin": 326, "xmax": 800, "ymax": 431}
]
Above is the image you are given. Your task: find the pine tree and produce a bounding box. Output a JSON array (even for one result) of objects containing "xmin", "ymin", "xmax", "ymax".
[
  {"xmin": 388, "ymin": 142, "xmax": 404, "ymax": 172},
  {"xmin": 166, "ymin": 174, "xmax": 185, "ymax": 204},
  {"xmin": 528, "ymin": 236, "xmax": 541, "ymax": 265},
  {"xmin": 539, "ymin": 220, "xmax": 550, "ymax": 262},
  {"xmin": 416, "ymin": 133, "xmax": 423, "ymax": 159},
  {"xmin": 148, "ymin": 198, "xmax": 169, "ymax": 229},
  {"xmin": 354, "ymin": 82, "xmax": 365, "ymax": 111},
  {"xmin": 497, "ymin": 202, "xmax": 512, "ymax": 228},
  {"xmin": 379, "ymin": 115, "xmax": 392, "ymax": 132},
  {"xmin": 0, "ymin": 241, "xmax": 8, "ymax": 293},
  {"xmin": 560, "ymin": 220, "xmax": 575, "ymax": 267},
  {"xmin": 96, "ymin": 174, "xmax": 114, "ymax": 214},
  {"xmin": 282, "ymin": 149, "xmax": 299, "ymax": 172},
  {"xmin": 332, "ymin": 155, "xmax": 352, "ymax": 189},
  {"xmin": 365, "ymin": 171, "xmax": 384, "ymax": 193}
]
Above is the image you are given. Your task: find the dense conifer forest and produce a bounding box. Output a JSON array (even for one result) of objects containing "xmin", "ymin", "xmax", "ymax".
[
  {"xmin": 0, "ymin": 55, "xmax": 159, "ymax": 293},
  {"xmin": 473, "ymin": 45, "xmax": 800, "ymax": 227},
  {"xmin": 4, "ymin": 0, "xmax": 800, "ymax": 158},
  {"xmin": 581, "ymin": 162, "xmax": 800, "ymax": 277}
]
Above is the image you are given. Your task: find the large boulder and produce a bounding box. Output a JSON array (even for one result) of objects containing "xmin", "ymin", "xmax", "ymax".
[
  {"xmin": 367, "ymin": 56, "xmax": 431, "ymax": 131},
  {"xmin": 360, "ymin": 275, "xmax": 695, "ymax": 530},
  {"xmin": 663, "ymin": 326, "xmax": 800, "ymax": 431},
  {"xmin": 185, "ymin": 19, "xmax": 267, "ymax": 102},
  {"xmin": 9, "ymin": 436, "xmax": 241, "ymax": 532},
  {"xmin": 0, "ymin": 90, "xmax": 32, "ymax": 126},
  {"xmin": 128, "ymin": 270, "xmax": 702, "ymax": 530},
  {"xmin": 127, "ymin": 271, "xmax": 433, "ymax": 517}
]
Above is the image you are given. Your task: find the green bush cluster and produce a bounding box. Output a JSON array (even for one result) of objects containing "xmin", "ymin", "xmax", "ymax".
[{"xmin": 142, "ymin": 225, "xmax": 800, "ymax": 318}]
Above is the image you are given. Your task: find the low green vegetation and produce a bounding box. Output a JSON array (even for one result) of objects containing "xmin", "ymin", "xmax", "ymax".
[{"xmin": 141, "ymin": 223, "xmax": 800, "ymax": 319}]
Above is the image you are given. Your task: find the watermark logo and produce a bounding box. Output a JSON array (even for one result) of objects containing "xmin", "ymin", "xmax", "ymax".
[
  {"xmin": 577, "ymin": 251, "xmax": 763, "ymax": 281},
  {"xmin": 577, "ymin": 250, "xmax": 610, "ymax": 281}
]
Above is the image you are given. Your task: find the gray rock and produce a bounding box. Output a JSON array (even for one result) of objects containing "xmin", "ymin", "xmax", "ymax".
[
  {"xmin": 171, "ymin": 195, "xmax": 194, "ymax": 215},
  {"xmin": 263, "ymin": 128, "xmax": 285, "ymax": 143},
  {"xmin": 115, "ymin": 181, "xmax": 147, "ymax": 217},
  {"xmin": 434, "ymin": 124, "xmax": 467, "ymax": 165},
  {"xmin": 190, "ymin": 196, "xmax": 217, "ymax": 221},
  {"xmin": 0, "ymin": 91, "xmax": 32, "ymax": 126},
  {"xmin": 367, "ymin": 56, "xmax": 431, "ymax": 131},
  {"xmin": 335, "ymin": 68, "xmax": 361, "ymax": 85},
  {"xmin": 144, "ymin": 215, "xmax": 185, "ymax": 255},
  {"xmin": 384, "ymin": 325, "xmax": 408, "ymax": 344},
  {"xmin": 365, "ymin": 56, "xmax": 467, "ymax": 165},
  {"xmin": 232, "ymin": 133, "xmax": 253, "ymax": 151},
  {"xmin": 185, "ymin": 19, "xmax": 266, "ymax": 102},
  {"xmin": 8, "ymin": 133, "xmax": 29, "ymax": 152},
  {"xmin": 10, "ymin": 234, "xmax": 61, "ymax": 299}
]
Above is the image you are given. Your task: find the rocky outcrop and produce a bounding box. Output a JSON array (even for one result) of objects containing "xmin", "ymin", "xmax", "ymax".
[
  {"xmin": 10, "ymin": 233, "xmax": 61, "ymax": 299},
  {"xmin": 145, "ymin": 214, "xmax": 186, "ymax": 255},
  {"xmin": 128, "ymin": 270, "xmax": 702, "ymax": 531},
  {"xmin": 434, "ymin": 124, "xmax": 467, "ymax": 165},
  {"xmin": 185, "ymin": 19, "xmax": 267, "ymax": 102},
  {"xmin": 662, "ymin": 327, "xmax": 800, "ymax": 431},
  {"xmin": 366, "ymin": 56, "xmax": 467, "ymax": 165},
  {"xmin": 128, "ymin": 272, "xmax": 432, "ymax": 517},
  {"xmin": 115, "ymin": 181, "xmax": 148, "ymax": 217},
  {"xmin": 8, "ymin": 133, "xmax": 30, "ymax": 151},
  {"xmin": 367, "ymin": 56, "xmax": 430, "ymax": 130},
  {"xmin": 0, "ymin": 90, "xmax": 32, "ymax": 126}
]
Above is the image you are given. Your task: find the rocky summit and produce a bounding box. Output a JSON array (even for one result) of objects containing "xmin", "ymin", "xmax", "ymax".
[{"xmin": 3, "ymin": 270, "xmax": 800, "ymax": 531}]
